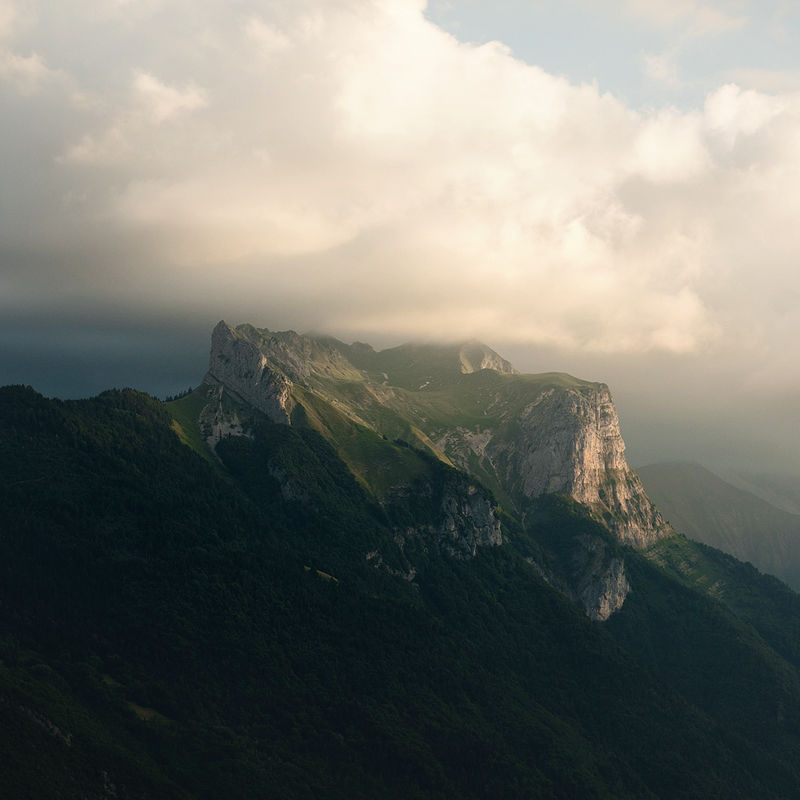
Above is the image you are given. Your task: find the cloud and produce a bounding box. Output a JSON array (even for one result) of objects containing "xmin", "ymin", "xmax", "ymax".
[
  {"xmin": 686, "ymin": 5, "xmax": 747, "ymax": 37},
  {"xmin": 629, "ymin": 108, "xmax": 710, "ymax": 181},
  {"xmin": 642, "ymin": 49, "xmax": 683, "ymax": 87},
  {"xmin": 245, "ymin": 18, "xmax": 292, "ymax": 55},
  {"xmin": 0, "ymin": 49, "xmax": 58, "ymax": 92},
  {"xmin": 632, "ymin": 1, "xmax": 747, "ymax": 92},
  {"xmin": 0, "ymin": 1, "xmax": 15, "ymax": 38},
  {"xmin": 2, "ymin": 0, "xmax": 800, "ymax": 389},
  {"xmin": 723, "ymin": 68, "xmax": 800, "ymax": 94},
  {"xmin": 704, "ymin": 83, "xmax": 784, "ymax": 147},
  {"xmin": 60, "ymin": 70, "xmax": 207, "ymax": 163},
  {"xmin": 132, "ymin": 71, "xmax": 207, "ymax": 123},
  {"xmin": 624, "ymin": 0, "xmax": 747, "ymax": 36}
]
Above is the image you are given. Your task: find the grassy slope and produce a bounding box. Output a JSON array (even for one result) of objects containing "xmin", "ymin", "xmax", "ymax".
[
  {"xmin": 164, "ymin": 332, "xmax": 597, "ymax": 512},
  {"xmin": 292, "ymin": 385, "xmax": 438, "ymax": 497},
  {"xmin": 307, "ymin": 366, "xmax": 598, "ymax": 510},
  {"xmin": 166, "ymin": 385, "xmax": 219, "ymax": 465}
]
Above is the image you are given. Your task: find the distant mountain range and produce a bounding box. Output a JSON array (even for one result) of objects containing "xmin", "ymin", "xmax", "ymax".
[
  {"xmin": 638, "ymin": 462, "xmax": 800, "ymax": 590},
  {"xmin": 4, "ymin": 322, "xmax": 800, "ymax": 797},
  {"xmin": 721, "ymin": 469, "xmax": 800, "ymax": 516}
]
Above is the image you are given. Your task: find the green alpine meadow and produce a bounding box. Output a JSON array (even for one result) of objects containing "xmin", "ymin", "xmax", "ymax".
[{"xmin": 3, "ymin": 321, "xmax": 800, "ymax": 798}]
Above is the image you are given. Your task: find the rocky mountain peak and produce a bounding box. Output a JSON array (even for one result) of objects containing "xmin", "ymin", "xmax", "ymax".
[
  {"xmin": 202, "ymin": 321, "xmax": 671, "ymax": 554},
  {"xmin": 457, "ymin": 341, "xmax": 518, "ymax": 376},
  {"xmin": 204, "ymin": 320, "xmax": 293, "ymax": 424}
]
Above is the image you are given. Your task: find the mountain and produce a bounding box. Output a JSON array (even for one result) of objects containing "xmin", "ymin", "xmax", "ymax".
[
  {"xmin": 721, "ymin": 469, "xmax": 800, "ymax": 516},
  {"xmin": 638, "ymin": 461, "xmax": 800, "ymax": 590},
  {"xmin": 202, "ymin": 321, "xmax": 671, "ymax": 540},
  {"xmin": 192, "ymin": 320, "xmax": 675, "ymax": 619},
  {"xmin": 4, "ymin": 323, "xmax": 800, "ymax": 797}
]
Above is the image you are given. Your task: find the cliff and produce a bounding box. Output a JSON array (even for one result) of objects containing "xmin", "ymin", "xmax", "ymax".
[
  {"xmin": 435, "ymin": 383, "xmax": 671, "ymax": 548},
  {"xmin": 204, "ymin": 321, "xmax": 293, "ymax": 424},
  {"xmin": 195, "ymin": 320, "xmax": 673, "ymax": 617}
]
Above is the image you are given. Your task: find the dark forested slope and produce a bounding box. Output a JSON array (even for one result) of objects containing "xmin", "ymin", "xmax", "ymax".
[{"xmin": 3, "ymin": 385, "xmax": 800, "ymax": 797}]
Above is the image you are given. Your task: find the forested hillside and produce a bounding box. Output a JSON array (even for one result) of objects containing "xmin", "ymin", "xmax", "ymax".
[{"xmin": 3, "ymin": 385, "xmax": 800, "ymax": 798}]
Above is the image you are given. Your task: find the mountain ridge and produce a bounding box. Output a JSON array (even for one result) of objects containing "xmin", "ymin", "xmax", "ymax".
[
  {"xmin": 638, "ymin": 461, "xmax": 800, "ymax": 590},
  {"xmin": 5, "ymin": 325, "xmax": 800, "ymax": 796},
  {"xmin": 200, "ymin": 320, "xmax": 672, "ymax": 556}
]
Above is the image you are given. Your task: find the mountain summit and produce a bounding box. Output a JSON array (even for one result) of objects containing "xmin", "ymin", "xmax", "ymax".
[
  {"xmin": 202, "ymin": 321, "xmax": 670, "ymax": 550},
  {"xmin": 167, "ymin": 320, "xmax": 674, "ymax": 622}
]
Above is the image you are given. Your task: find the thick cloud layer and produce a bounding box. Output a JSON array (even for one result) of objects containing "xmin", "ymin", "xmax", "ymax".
[{"xmin": 1, "ymin": 0, "xmax": 799, "ymax": 471}]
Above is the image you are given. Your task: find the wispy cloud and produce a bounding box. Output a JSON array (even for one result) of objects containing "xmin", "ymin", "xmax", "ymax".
[
  {"xmin": 723, "ymin": 67, "xmax": 800, "ymax": 93},
  {"xmin": 245, "ymin": 18, "xmax": 292, "ymax": 55},
  {"xmin": 0, "ymin": 1, "xmax": 15, "ymax": 39},
  {"xmin": 642, "ymin": 49, "xmax": 683, "ymax": 88},
  {"xmin": 631, "ymin": 1, "xmax": 747, "ymax": 92},
  {"xmin": 133, "ymin": 71, "xmax": 207, "ymax": 123},
  {"xmin": 60, "ymin": 70, "xmax": 207, "ymax": 163},
  {"xmin": 0, "ymin": 49, "xmax": 60, "ymax": 93},
  {"xmin": 624, "ymin": 0, "xmax": 747, "ymax": 36}
]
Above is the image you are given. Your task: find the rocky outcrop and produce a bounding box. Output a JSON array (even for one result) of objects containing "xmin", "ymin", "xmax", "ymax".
[
  {"xmin": 526, "ymin": 531, "xmax": 630, "ymax": 621},
  {"xmin": 198, "ymin": 383, "xmax": 253, "ymax": 450},
  {"xmin": 571, "ymin": 537, "xmax": 631, "ymax": 621},
  {"xmin": 436, "ymin": 482, "xmax": 504, "ymax": 558},
  {"xmin": 365, "ymin": 478, "xmax": 503, "ymax": 584},
  {"xmin": 203, "ymin": 321, "xmax": 292, "ymax": 424},
  {"xmin": 384, "ymin": 478, "xmax": 504, "ymax": 565},
  {"xmin": 437, "ymin": 384, "xmax": 671, "ymax": 549},
  {"xmin": 580, "ymin": 557, "xmax": 630, "ymax": 621},
  {"xmin": 458, "ymin": 342, "xmax": 518, "ymax": 376}
]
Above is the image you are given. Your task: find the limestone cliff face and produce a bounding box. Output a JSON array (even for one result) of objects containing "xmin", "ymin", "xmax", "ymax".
[
  {"xmin": 581, "ymin": 558, "xmax": 630, "ymax": 622},
  {"xmin": 203, "ymin": 321, "xmax": 293, "ymax": 425},
  {"xmin": 570, "ymin": 536, "xmax": 630, "ymax": 622},
  {"xmin": 437, "ymin": 384, "xmax": 671, "ymax": 549},
  {"xmin": 527, "ymin": 537, "xmax": 630, "ymax": 622},
  {"xmin": 510, "ymin": 384, "xmax": 671, "ymax": 548},
  {"xmin": 199, "ymin": 383, "xmax": 253, "ymax": 449}
]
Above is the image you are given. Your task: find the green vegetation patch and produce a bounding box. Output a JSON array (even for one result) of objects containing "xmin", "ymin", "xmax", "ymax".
[
  {"xmin": 166, "ymin": 385, "xmax": 217, "ymax": 464},
  {"xmin": 290, "ymin": 385, "xmax": 433, "ymax": 499}
]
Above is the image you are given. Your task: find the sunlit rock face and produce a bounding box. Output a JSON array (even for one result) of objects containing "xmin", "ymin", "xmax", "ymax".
[
  {"xmin": 438, "ymin": 384, "xmax": 672, "ymax": 549},
  {"xmin": 508, "ymin": 384, "xmax": 671, "ymax": 548}
]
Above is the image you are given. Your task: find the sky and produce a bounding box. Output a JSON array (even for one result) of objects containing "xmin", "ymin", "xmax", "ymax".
[{"xmin": 1, "ymin": 0, "xmax": 799, "ymax": 474}]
